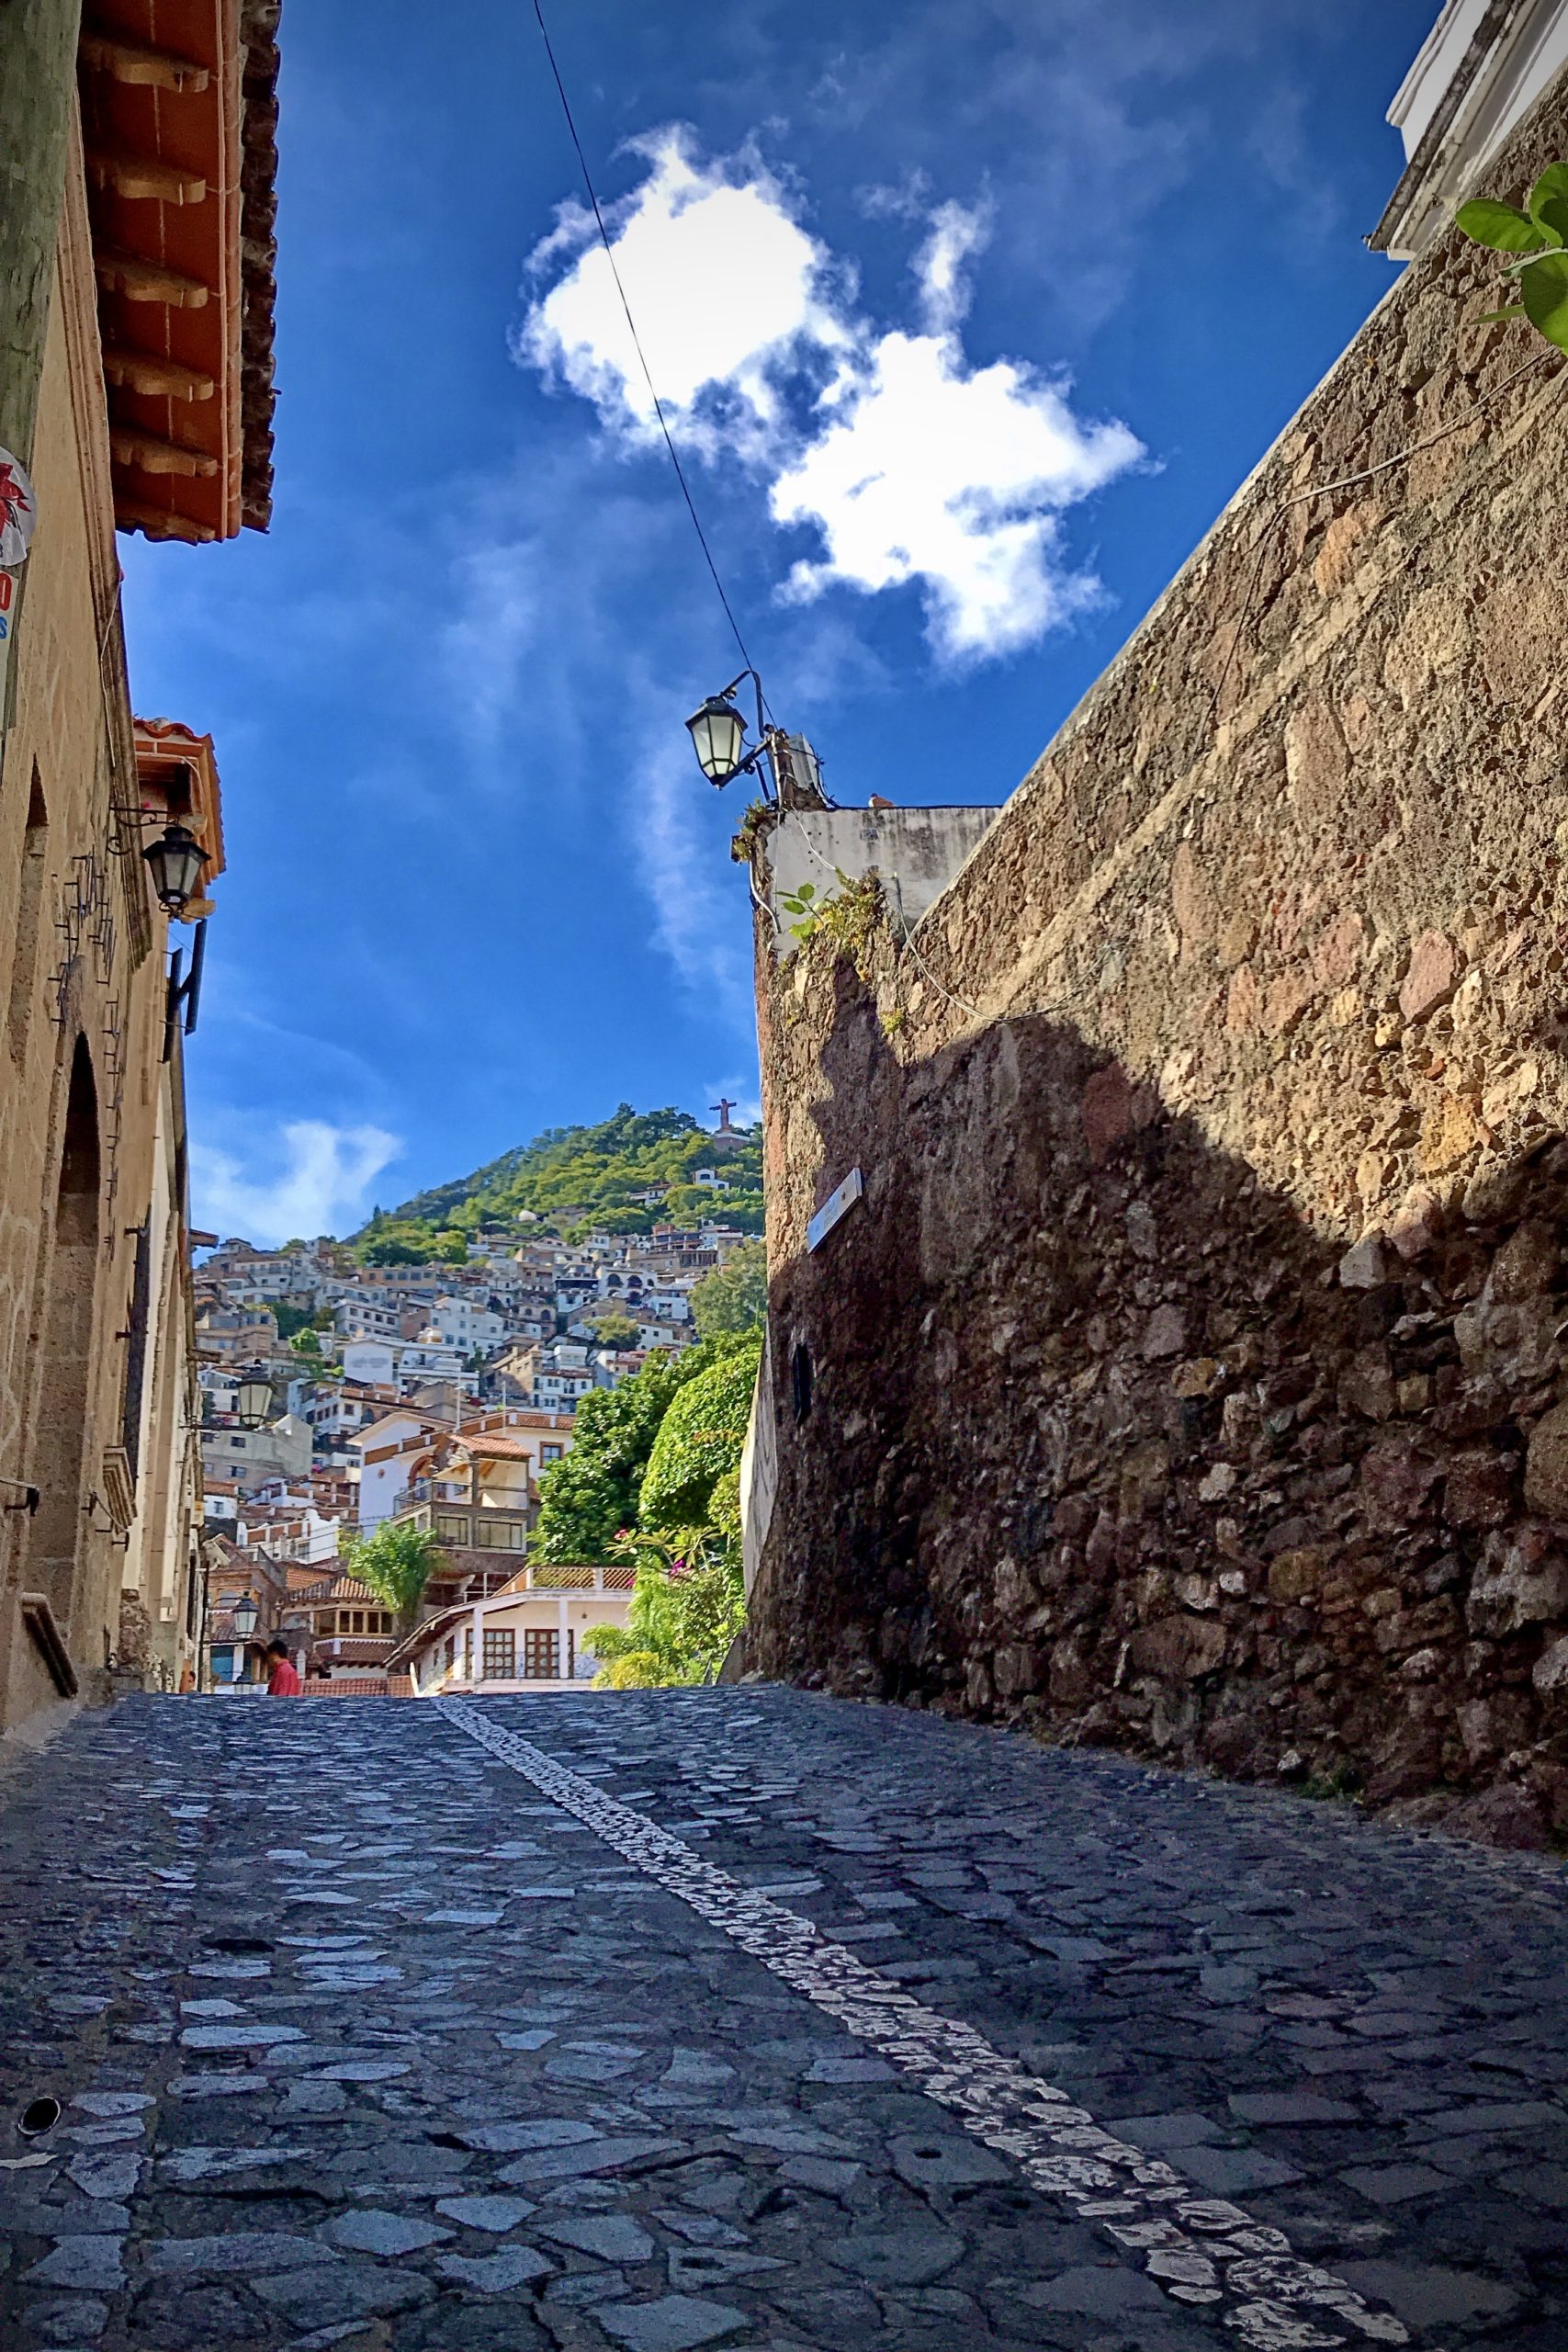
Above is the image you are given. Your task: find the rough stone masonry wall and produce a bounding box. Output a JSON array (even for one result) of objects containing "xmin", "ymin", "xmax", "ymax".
[{"xmin": 750, "ymin": 76, "xmax": 1568, "ymax": 1849}]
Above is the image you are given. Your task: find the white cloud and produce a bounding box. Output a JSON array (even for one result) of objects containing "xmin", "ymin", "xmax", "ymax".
[
  {"xmin": 772, "ymin": 331, "xmax": 1139, "ymax": 662},
  {"xmin": 193, "ymin": 1121, "xmax": 401, "ymax": 1246},
  {"xmin": 517, "ymin": 131, "xmax": 1142, "ymax": 664},
  {"xmin": 520, "ymin": 130, "xmax": 849, "ymax": 460},
  {"xmin": 913, "ymin": 199, "xmax": 990, "ymax": 334}
]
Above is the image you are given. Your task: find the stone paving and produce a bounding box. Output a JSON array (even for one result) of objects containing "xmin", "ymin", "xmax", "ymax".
[{"xmin": 0, "ymin": 1690, "xmax": 1565, "ymax": 2352}]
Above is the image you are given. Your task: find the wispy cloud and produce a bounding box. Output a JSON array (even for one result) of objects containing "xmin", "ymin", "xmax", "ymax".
[
  {"xmin": 193, "ymin": 1121, "xmax": 401, "ymax": 1245},
  {"xmin": 639, "ymin": 730, "xmax": 757, "ymax": 1033},
  {"xmin": 517, "ymin": 129, "xmax": 1142, "ymax": 665}
]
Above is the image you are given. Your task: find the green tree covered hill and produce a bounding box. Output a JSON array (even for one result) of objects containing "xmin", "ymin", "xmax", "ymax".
[{"xmin": 354, "ymin": 1103, "xmax": 761, "ymax": 1261}]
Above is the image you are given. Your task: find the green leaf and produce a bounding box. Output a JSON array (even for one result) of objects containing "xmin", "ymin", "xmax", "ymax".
[
  {"xmin": 795, "ymin": 881, "xmax": 816, "ymax": 900},
  {"xmin": 1528, "ymin": 162, "xmax": 1568, "ymax": 243},
  {"xmin": 1454, "ymin": 197, "xmax": 1551, "ymax": 252},
  {"xmin": 1476, "ymin": 305, "xmax": 1527, "ymax": 322},
  {"xmin": 1518, "ymin": 247, "xmax": 1568, "ymax": 354}
]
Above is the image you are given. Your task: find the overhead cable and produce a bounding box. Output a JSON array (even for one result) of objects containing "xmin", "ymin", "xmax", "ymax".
[{"xmin": 529, "ymin": 0, "xmax": 757, "ymax": 675}]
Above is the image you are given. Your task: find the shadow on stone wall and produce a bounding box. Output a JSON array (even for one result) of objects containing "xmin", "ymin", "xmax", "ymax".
[{"xmin": 751, "ymin": 957, "xmax": 1568, "ymax": 1852}]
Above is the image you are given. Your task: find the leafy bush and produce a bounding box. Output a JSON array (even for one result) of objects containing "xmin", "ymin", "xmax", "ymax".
[
  {"xmin": 582, "ymin": 1526, "xmax": 745, "ymax": 1689},
  {"xmin": 639, "ymin": 1334, "xmax": 761, "ymax": 1531},
  {"xmin": 530, "ymin": 1354, "xmax": 686, "ymax": 1564}
]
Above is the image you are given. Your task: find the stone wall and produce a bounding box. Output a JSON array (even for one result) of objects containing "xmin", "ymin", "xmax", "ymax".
[{"xmin": 748, "ymin": 74, "xmax": 1568, "ymax": 1849}]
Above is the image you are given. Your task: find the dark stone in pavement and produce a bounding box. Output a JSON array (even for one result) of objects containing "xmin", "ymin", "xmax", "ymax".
[{"xmin": 0, "ymin": 1687, "xmax": 1564, "ymax": 2349}]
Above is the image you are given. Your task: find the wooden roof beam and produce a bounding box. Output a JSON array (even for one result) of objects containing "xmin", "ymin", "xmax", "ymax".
[
  {"xmin": 79, "ymin": 29, "xmax": 210, "ymax": 94},
  {"xmin": 109, "ymin": 426, "xmax": 219, "ymax": 480},
  {"xmin": 87, "ymin": 150, "xmax": 208, "ymax": 204},
  {"xmin": 94, "ymin": 249, "xmax": 211, "ymax": 307},
  {"xmin": 102, "ymin": 346, "xmax": 215, "ymax": 401}
]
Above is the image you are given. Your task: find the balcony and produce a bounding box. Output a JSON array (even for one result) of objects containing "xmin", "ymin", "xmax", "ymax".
[{"xmin": 392, "ymin": 1499, "xmax": 532, "ymax": 1553}]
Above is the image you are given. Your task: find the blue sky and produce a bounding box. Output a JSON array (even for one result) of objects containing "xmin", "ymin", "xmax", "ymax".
[{"xmin": 120, "ymin": 0, "xmax": 1438, "ymax": 1243}]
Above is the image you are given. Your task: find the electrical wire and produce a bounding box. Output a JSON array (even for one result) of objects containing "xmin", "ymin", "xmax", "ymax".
[{"xmin": 529, "ymin": 0, "xmax": 756, "ymax": 676}]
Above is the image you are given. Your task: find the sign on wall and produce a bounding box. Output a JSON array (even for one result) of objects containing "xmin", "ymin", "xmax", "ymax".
[
  {"xmin": 0, "ymin": 445, "xmax": 38, "ymax": 718},
  {"xmin": 807, "ymin": 1165, "xmax": 863, "ymax": 1252}
]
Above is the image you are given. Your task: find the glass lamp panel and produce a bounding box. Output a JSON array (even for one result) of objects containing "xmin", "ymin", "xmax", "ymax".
[
  {"xmin": 686, "ymin": 698, "xmax": 745, "ymax": 783},
  {"xmin": 144, "ymin": 824, "xmax": 207, "ymax": 909}
]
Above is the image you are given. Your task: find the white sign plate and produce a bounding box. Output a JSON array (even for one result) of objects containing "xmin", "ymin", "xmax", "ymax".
[{"xmin": 807, "ymin": 1165, "xmax": 863, "ymax": 1252}]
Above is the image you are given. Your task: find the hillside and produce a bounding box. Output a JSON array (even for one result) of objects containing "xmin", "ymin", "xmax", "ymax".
[{"xmin": 355, "ymin": 1103, "xmax": 762, "ymax": 1261}]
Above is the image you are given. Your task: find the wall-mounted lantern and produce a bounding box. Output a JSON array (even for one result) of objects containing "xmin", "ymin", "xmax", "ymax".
[
  {"xmin": 683, "ymin": 668, "xmax": 829, "ymax": 811},
  {"xmin": 231, "ymin": 1591, "xmax": 260, "ymax": 1640},
  {"xmin": 235, "ymin": 1367, "xmax": 274, "ymax": 1430},
  {"xmin": 142, "ymin": 820, "xmax": 207, "ymax": 913},
  {"xmin": 686, "ymin": 693, "xmax": 750, "ymax": 788}
]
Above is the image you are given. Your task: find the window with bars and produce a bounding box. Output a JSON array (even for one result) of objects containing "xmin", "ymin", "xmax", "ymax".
[{"xmin": 482, "ymin": 1627, "xmax": 515, "ymax": 1679}]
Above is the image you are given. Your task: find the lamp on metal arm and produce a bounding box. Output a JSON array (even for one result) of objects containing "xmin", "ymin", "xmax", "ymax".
[{"xmin": 683, "ymin": 669, "xmax": 829, "ymax": 810}]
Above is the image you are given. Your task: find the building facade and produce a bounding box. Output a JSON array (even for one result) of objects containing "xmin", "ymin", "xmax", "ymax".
[{"xmin": 0, "ymin": 2, "xmax": 280, "ymax": 1728}]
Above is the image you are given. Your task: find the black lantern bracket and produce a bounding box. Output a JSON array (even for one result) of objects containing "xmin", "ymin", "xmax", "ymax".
[
  {"xmin": 163, "ymin": 921, "xmax": 206, "ymax": 1063},
  {"xmin": 684, "ymin": 668, "xmax": 833, "ymax": 810}
]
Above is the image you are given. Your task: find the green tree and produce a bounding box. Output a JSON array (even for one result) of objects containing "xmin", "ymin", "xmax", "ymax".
[
  {"xmin": 350, "ymin": 1102, "xmax": 763, "ymax": 1248},
  {"xmin": 343, "ymin": 1521, "xmax": 442, "ymax": 1634},
  {"xmin": 639, "ymin": 1333, "xmax": 761, "ymax": 1530},
  {"xmin": 530, "ymin": 1354, "xmax": 686, "ymax": 1563},
  {"xmin": 358, "ymin": 1228, "xmax": 433, "ymax": 1267},
  {"xmin": 690, "ymin": 1238, "xmax": 768, "ymax": 1338},
  {"xmin": 586, "ymin": 1309, "xmax": 639, "ymax": 1351},
  {"xmin": 275, "ymin": 1299, "xmax": 315, "ymax": 1340},
  {"xmin": 290, "ymin": 1325, "xmax": 323, "ymax": 1363}
]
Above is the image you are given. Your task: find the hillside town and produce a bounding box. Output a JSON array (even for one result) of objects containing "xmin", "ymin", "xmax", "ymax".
[
  {"xmin": 196, "ymin": 1111, "xmax": 758, "ymax": 1695},
  {"xmin": 6, "ymin": 8, "xmax": 1568, "ymax": 2349}
]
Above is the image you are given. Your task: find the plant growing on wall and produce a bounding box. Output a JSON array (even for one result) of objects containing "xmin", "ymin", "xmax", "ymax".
[
  {"xmin": 778, "ymin": 869, "xmax": 884, "ymax": 979},
  {"xmin": 1456, "ymin": 164, "xmax": 1568, "ymax": 352}
]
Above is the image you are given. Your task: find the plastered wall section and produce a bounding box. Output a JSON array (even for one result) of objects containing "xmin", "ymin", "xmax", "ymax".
[
  {"xmin": 750, "ymin": 74, "xmax": 1568, "ymax": 1849},
  {"xmin": 0, "ymin": 137, "xmax": 194, "ymax": 1726}
]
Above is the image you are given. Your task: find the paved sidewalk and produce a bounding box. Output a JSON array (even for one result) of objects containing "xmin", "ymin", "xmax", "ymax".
[{"xmin": 0, "ymin": 1690, "xmax": 1564, "ymax": 2351}]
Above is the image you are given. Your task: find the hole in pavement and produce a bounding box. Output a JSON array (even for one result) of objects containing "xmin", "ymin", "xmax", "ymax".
[{"xmin": 19, "ymin": 2096, "xmax": 61, "ymax": 2138}]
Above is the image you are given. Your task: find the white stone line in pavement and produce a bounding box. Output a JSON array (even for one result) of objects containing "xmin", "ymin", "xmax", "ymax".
[{"xmin": 435, "ymin": 1699, "xmax": 1409, "ymax": 2351}]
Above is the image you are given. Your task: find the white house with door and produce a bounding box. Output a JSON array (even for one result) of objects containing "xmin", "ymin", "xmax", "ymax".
[{"xmin": 388, "ymin": 1562, "xmax": 634, "ymax": 1694}]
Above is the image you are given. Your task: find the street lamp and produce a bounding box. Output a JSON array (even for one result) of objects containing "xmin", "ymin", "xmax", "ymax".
[
  {"xmin": 683, "ymin": 668, "xmax": 829, "ymax": 810},
  {"xmin": 142, "ymin": 821, "xmax": 207, "ymax": 914},
  {"xmin": 686, "ymin": 694, "xmax": 750, "ymax": 788},
  {"xmin": 235, "ymin": 1366, "xmax": 274, "ymax": 1430},
  {"xmin": 231, "ymin": 1591, "xmax": 260, "ymax": 1640}
]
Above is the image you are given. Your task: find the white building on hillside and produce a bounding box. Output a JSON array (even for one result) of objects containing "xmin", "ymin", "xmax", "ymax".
[{"xmin": 427, "ymin": 1295, "xmax": 505, "ymax": 1354}]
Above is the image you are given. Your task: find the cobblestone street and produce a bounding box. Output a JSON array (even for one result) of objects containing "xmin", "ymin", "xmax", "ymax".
[{"xmin": 2, "ymin": 1690, "xmax": 1565, "ymax": 2352}]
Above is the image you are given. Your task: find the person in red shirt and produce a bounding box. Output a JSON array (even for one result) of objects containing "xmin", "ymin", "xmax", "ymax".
[{"xmin": 265, "ymin": 1638, "xmax": 302, "ymax": 1695}]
